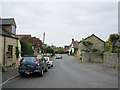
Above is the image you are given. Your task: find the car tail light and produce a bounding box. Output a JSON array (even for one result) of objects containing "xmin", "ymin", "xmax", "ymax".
[
  {"xmin": 37, "ymin": 58, "xmax": 40, "ymax": 66},
  {"xmin": 19, "ymin": 58, "xmax": 22, "ymax": 66}
]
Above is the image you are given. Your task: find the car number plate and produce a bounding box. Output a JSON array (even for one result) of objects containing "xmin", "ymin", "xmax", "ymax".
[{"xmin": 25, "ymin": 72, "xmax": 32, "ymax": 74}]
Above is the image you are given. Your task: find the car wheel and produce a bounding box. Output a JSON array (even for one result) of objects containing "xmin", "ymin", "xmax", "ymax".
[
  {"xmin": 45, "ymin": 66, "xmax": 48, "ymax": 72},
  {"xmin": 48, "ymin": 66, "xmax": 50, "ymax": 69},
  {"xmin": 51, "ymin": 64, "xmax": 53, "ymax": 67},
  {"xmin": 40, "ymin": 69, "xmax": 44, "ymax": 76},
  {"xmin": 19, "ymin": 72, "xmax": 25, "ymax": 77}
]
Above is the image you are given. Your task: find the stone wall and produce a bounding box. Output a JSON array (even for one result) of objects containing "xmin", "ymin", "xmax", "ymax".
[
  {"xmin": 104, "ymin": 53, "xmax": 120, "ymax": 69},
  {"xmin": 81, "ymin": 52, "xmax": 103, "ymax": 63},
  {"xmin": 2, "ymin": 35, "xmax": 19, "ymax": 67}
]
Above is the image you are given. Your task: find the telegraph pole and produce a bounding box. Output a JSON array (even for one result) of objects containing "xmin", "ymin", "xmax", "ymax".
[{"xmin": 43, "ymin": 32, "xmax": 45, "ymax": 56}]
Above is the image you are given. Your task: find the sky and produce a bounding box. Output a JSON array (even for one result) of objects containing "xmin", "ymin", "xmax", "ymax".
[{"xmin": 1, "ymin": 2, "xmax": 118, "ymax": 47}]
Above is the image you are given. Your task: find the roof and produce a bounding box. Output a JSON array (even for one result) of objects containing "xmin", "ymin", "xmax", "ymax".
[
  {"xmin": 16, "ymin": 35, "xmax": 32, "ymax": 39},
  {"xmin": 79, "ymin": 34, "xmax": 105, "ymax": 44},
  {"xmin": 0, "ymin": 18, "xmax": 15, "ymax": 25}
]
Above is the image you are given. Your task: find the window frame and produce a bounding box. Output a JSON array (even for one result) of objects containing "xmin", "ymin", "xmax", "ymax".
[{"xmin": 8, "ymin": 45, "xmax": 13, "ymax": 58}]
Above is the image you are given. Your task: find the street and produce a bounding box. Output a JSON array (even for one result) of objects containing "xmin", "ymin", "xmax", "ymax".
[{"xmin": 2, "ymin": 55, "xmax": 118, "ymax": 88}]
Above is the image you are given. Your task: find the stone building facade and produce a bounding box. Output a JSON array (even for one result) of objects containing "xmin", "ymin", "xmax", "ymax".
[
  {"xmin": 77, "ymin": 34, "xmax": 105, "ymax": 63},
  {"xmin": 0, "ymin": 18, "xmax": 21, "ymax": 67}
]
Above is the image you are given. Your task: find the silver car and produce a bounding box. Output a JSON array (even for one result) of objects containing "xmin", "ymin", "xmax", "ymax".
[{"xmin": 56, "ymin": 54, "xmax": 62, "ymax": 59}]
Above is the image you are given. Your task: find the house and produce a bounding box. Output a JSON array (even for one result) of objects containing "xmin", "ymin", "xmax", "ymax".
[
  {"xmin": 68, "ymin": 39, "xmax": 79, "ymax": 55},
  {"xmin": 17, "ymin": 35, "xmax": 43, "ymax": 55},
  {"xmin": 77, "ymin": 34, "xmax": 105, "ymax": 63},
  {"xmin": 64, "ymin": 46, "xmax": 70, "ymax": 51},
  {"xmin": 0, "ymin": 18, "xmax": 21, "ymax": 67}
]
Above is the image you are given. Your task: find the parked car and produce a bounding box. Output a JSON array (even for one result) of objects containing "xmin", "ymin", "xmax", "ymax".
[
  {"xmin": 18, "ymin": 55, "xmax": 48, "ymax": 77},
  {"xmin": 56, "ymin": 54, "xmax": 62, "ymax": 59},
  {"xmin": 44, "ymin": 57, "xmax": 53, "ymax": 69}
]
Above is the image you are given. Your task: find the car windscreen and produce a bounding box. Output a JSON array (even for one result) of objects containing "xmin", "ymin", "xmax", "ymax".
[
  {"xmin": 56, "ymin": 54, "xmax": 61, "ymax": 57},
  {"xmin": 22, "ymin": 57, "xmax": 37, "ymax": 62}
]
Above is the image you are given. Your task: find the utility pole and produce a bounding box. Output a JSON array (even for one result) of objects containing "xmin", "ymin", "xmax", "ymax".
[{"xmin": 43, "ymin": 32, "xmax": 45, "ymax": 56}]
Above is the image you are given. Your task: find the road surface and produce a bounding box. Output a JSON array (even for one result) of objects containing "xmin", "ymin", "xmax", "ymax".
[{"xmin": 2, "ymin": 55, "xmax": 118, "ymax": 88}]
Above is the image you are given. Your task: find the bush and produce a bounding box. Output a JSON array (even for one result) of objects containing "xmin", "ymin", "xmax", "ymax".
[{"xmin": 20, "ymin": 40, "xmax": 34, "ymax": 56}]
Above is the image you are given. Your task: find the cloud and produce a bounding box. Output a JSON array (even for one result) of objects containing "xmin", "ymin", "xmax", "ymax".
[{"xmin": 2, "ymin": 2, "xmax": 118, "ymax": 47}]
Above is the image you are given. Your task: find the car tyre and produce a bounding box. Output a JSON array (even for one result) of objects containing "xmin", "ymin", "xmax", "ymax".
[
  {"xmin": 51, "ymin": 64, "xmax": 53, "ymax": 67},
  {"xmin": 19, "ymin": 72, "xmax": 25, "ymax": 77},
  {"xmin": 45, "ymin": 66, "xmax": 48, "ymax": 72},
  {"xmin": 40, "ymin": 69, "xmax": 44, "ymax": 76}
]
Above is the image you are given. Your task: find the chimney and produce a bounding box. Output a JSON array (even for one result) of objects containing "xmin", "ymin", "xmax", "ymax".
[{"xmin": 72, "ymin": 39, "xmax": 74, "ymax": 43}]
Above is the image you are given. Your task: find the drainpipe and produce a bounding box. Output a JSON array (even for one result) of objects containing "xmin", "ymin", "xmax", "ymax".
[{"xmin": 3, "ymin": 36, "xmax": 6, "ymax": 66}]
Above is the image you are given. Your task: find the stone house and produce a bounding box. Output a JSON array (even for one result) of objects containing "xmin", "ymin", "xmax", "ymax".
[
  {"xmin": 0, "ymin": 18, "xmax": 21, "ymax": 67},
  {"xmin": 77, "ymin": 34, "xmax": 105, "ymax": 63},
  {"xmin": 68, "ymin": 39, "xmax": 79, "ymax": 55}
]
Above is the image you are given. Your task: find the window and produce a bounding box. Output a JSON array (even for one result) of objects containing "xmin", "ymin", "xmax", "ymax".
[
  {"xmin": 11, "ymin": 25, "xmax": 16, "ymax": 34},
  {"xmin": 8, "ymin": 45, "xmax": 13, "ymax": 58},
  {"xmin": 22, "ymin": 57, "xmax": 37, "ymax": 62}
]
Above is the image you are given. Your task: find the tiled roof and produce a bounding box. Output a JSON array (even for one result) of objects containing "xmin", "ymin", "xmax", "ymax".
[
  {"xmin": 79, "ymin": 34, "xmax": 105, "ymax": 44},
  {"xmin": 0, "ymin": 18, "xmax": 14, "ymax": 25}
]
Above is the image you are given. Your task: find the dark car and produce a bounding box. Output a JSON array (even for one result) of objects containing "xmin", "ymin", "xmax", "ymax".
[
  {"xmin": 18, "ymin": 55, "xmax": 48, "ymax": 77},
  {"xmin": 56, "ymin": 54, "xmax": 62, "ymax": 59}
]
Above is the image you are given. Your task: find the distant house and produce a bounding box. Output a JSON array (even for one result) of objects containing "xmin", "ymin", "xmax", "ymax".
[
  {"xmin": 64, "ymin": 46, "xmax": 70, "ymax": 51},
  {"xmin": 0, "ymin": 18, "xmax": 21, "ymax": 67},
  {"xmin": 17, "ymin": 35, "xmax": 43, "ymax": 55},
  {"xmin": 77, "ymin": 34, "xmax": 105, "ymax": 63},
  {"xmin": 68, "ymin": 39, "xmax": 79, "ymax": 55}
]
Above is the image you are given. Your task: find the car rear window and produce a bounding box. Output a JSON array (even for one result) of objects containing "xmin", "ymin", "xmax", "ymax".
[
  {"xmin": 22, "ymin": 57, "xmax": 37, "ymax": 62},
  {"xmin": 44, "ymin": 58, "xmax": 48, "ymax": 61}
]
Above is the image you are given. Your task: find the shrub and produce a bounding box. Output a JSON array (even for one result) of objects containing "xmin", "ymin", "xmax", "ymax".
[{"xmin": 20, "ymin": 40, "xmax": 34, "ymax": 56}]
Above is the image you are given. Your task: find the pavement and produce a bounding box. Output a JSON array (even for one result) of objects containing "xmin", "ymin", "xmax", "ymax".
[
  {"xmin": 2, "ymin": 55, "xmax": 119, "ymax": 88},
  {"xmin": 0, "ymin": 68, "xmax": 19, "ymax": 89}
]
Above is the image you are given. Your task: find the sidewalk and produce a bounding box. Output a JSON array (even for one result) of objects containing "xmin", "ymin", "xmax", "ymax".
[
  {"xmin": 73, "ymin": 56, "xmax": 118, "ymax": 77},
  {"xmin": 2, "ymin": 68, "xmax": 19, "ymax": 83}
]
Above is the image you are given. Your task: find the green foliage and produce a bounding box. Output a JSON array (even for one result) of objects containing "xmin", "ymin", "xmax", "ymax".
[
  {"xmin": 58, "ymin": 47, "xmax": 64, "ymax": 54},
  {"xmin": 2, "ymin": 66, "xmax": 7, "ymax": 72},
  {"xmin": 105, "ymin": 34, "xmax": 120, "ymax": 53},
  {"xmin": 44, "ymin": 46, "xmax": 55, "ymax": 56},
  {"xmin": 82, "ymin": 40, "xmax": 94, "ymax": 47},
  {"xmin": 91, "ymin": 49, "xmax": 104, "ymax": 60},
  {"xmin": 91, "ymin": 48, "xmax": 99, "ymax": 53},
  {"xmin": 74, "ymin": 48, "xmax": 78, "ymax": 54},
  {"xmin": 64, "ymin": 51, "xmax": 69, "ymax": 54},
  {"xmin": 15, "ymin": 46, "xmax": 19, "ymax": 58},
  {"xmin": 55, "ymin": 51, "xmax": 58, "ymax": 54},
  {"xmin": 20, "ymin": 40, "xmax": 34, "ymax": 56},
  {"xmin": 70, "ymin": 50, "xmax": 72, "ymax": 55},
  {"xmin": 109, "ymin": 34, "xmax": 119, "ymax": 42}
]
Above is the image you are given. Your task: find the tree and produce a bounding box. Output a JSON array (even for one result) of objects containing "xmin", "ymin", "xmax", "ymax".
[
  {"xmin": 105, "ymin": 34, "xmax": 120, "ymax": 53},
  {"xmin": 58, "ymin": 47, "xmax": 64, "ymax": 54},
  {"xmin": 44, "ymin": 46, "xmax": 55, "ymax": 56}
]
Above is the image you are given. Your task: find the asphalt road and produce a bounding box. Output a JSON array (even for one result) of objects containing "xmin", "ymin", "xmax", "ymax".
[{"xmin": 2, "ymin": 55, "xmax": 118, "ymax": 88}]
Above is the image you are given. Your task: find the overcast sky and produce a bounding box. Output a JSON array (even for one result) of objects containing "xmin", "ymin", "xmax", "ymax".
[{"xmin": 2, "ymin": 2, "xmax": 118, "ymax": 47}]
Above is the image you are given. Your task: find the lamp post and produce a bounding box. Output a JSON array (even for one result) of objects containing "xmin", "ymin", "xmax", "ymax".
[{"xmin": 43, "ymin": 32, "xmax": 45, "ymax": 56}]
